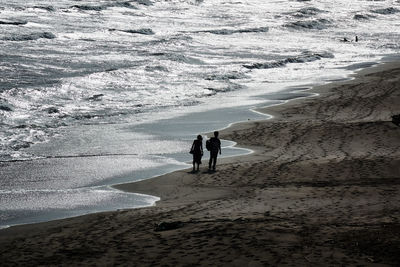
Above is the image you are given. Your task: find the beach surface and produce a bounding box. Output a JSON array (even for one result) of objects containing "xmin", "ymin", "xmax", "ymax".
[{"xmin": 1, "ymin": 62, "xmax": 400, "ymax": 266}]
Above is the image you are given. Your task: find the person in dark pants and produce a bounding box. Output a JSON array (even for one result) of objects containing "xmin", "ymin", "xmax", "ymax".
[
  {"xmin": 190, "ymin": 135, "xmax": 203, "ymax": 172},
  {"xmin": 208, "ymin": 131, "xmax": 221, "ymax": 171}
]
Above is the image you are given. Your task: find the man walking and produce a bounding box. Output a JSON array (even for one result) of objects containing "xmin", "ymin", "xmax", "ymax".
[{"xmin": 208, "ymin": 131, "xmax": 221, "ymax": 171}]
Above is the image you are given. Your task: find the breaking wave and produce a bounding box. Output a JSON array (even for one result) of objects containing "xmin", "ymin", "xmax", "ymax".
[
  {"xmin": 0, "ymin": 20, "xmax": 27, "ymax": 25},
  {"xmin": 0, "ymin": 99, "xmax": 13, "ymax": 112},
  {"xmin": 71, "ymin": 5, "xmax": 106, "ymax": 11},
  {"xmin": 109, "ymin": 28, "xmax": 155, "ymax": 35},
  {"xmin": 113, "ymin": 2, "xmax": 138, "ymax": 9},
  {"xmin": 292, "ymin": 7, "xmax": 326, "ymax": 17},
  {"xmin": 3, "ymin": 32, "xmax": 56, "ymax": 41},
  {"xmin": 150, "ymin": 53, "xmax": 204, "ymax": 64},
  {"xmin": 205, "ymin": 72, "xmax": 249, "ymax": 81},
  {"xmin": 146, "ymin": 35, "xmax": 193, "ymax": 45},
  {"xmin": 131, "ymin": 0, "xmax": 153, "ymax": 6},
  {"xmin": 371, "ymin": 7, "xmax": 400, "ymax": 15},
  {"xmin": 205, "ymin": 82, "xmax": 243, "ymax": 96},
  {"xmin": 199, "ymin": 27, "xmax": 269, "ymax": 35},
  {"xmin": 285, "ymin": 18, "xmax": 331, "ymax": 30},
  {"xmin": 71, "ymin": 1, "xmax": 138, "ymax": 12},
  {"xmin": 243, "ymin": 51, "xmax": 334, "ymax": 70},
  {"xmin": 122, "ymin": 28, "xmax": 155, "ymax": 35},
  {"xmin": 145, "ymin": 66, "xmax": 168, "ymax": 72},
  {"xmin": 33, "ymin": 6, "xmax": 56, "ymax": 12},
  {"xmin": 353, "ymin": 14, "xmax": 375, "ymax": 20}
]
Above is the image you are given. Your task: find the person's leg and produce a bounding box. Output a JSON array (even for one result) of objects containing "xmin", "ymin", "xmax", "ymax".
[
  {"xmin": 209, "ymin": 157, "xmax": 212, "ymax": 169},
  {"xmin": 192, "ymin": 161, "xmax": 195, "ymax": 172},
  {"xmin": 212, "ymin": 156, "xmax": 217, "ymax": 170}
]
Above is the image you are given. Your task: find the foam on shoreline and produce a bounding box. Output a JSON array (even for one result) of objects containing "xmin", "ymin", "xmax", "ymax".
[{"xmin": 113, "ymin": 56, "xmax": 397, "ymax": 197}]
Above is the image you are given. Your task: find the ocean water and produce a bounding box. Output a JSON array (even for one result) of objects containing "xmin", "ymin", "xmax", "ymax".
[{"xmin": 0, "ymin": 0, "xmax": 399, "ymax": 227}]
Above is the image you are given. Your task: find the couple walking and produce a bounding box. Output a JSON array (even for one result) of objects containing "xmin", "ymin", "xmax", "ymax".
[{"xmin": 190, "ymin": 131, "xmax": 221, "ymax": 172}]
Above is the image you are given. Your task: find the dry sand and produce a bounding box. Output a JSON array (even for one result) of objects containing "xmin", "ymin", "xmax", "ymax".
[{"xmin": 1, "ymin": 62, "xmax": 400, "ymax": 266}]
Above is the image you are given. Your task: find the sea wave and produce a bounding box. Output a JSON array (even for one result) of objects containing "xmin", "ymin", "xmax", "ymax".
[
  {"xmin": 205, "ymin": 82, "xmax": 243, "ymax": 96},
  {"xmin": 0, "ymin": 20, "xmax": 27, "ymax": 25},
  {"xmin": 284, "ymin": 18, "xmax": 331, "ymax": 30},
  {"xmin": 353, "ymin": 14, "xmax": 375, "ymax": 20},
  {"xmin": 199, "ymin": 27, "xmax": 269, "ymax": 35},
  {"xmin": 205, "ymin": 72, "xmax": 249, "ymax": 81},
  {"xmin": 131, "ymin": 0, "xmax": 153, "ymax": 6},
  {"xmin": 3, "ymin": 32, "xmax": 56, "ymax": 41},
  {"xmin": 243, "ymin": 51, "xmax": 334, "ymax": 70},
  {"xmin": 371, "ymin": 7, "xmax": 400, "ymax": 15},
  {"xmin": 150, "ymin": 53, "xmax": 204, "ymax": 64},
  {"xmin": 145, "ymin": 66, "xmax": 168, "ymax": 72},
  {"xmin": 71, "ymin": 5, "xmax": 106, "ymax": 11},
  {"xmin": 33, "ymin": 6, "xmax": 56, "ymax": 12},
  {"xmin": 71, "ymin": 1, "xmax": 138, "ymax": 12},
  {"xmin": 113, "ymin": 2, "xmax": 138, "ymax": 9},
  {"xmin": 146, "ymin": 34, "xmax": 192, "ymax": 45},
  {"xmin": 292, "ymin": 7, "xmax": 327, "ymax": 18},
  {"xmin": 0, "ymin": 99, "xmax": 13, "ymax": 111},
  {"xmin": 122, "ymin": 28, "xmax": 155, "ymax": 35}
]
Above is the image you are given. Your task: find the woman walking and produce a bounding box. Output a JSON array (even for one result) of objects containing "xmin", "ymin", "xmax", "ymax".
[{"xmin": 190, "ymin": 135, "xmax": 203, "ymax": 172}]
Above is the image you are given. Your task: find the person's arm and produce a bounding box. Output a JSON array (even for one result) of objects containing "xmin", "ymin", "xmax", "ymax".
[
  {"xmin": 191, "ymin": 141, "xmax": 195, "ymax": 152},
  {"xmin": 219, "ymin": 140, "xmax": 221, "ymax": 154}
]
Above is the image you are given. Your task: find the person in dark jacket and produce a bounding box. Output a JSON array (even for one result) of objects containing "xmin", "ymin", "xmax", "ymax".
[
  {"xmin": 190, "ymin": 135, "xmax": 203, "ymax": 172},
  {"xmin": 208, "ymin": 131, "xmax": 221, "ymax": 171}
]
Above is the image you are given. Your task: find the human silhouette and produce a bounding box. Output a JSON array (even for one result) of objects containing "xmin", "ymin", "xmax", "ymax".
[
  {"xmin": 190, "ymin": 135, "xmax": 203, "ymax": 172},
  {"xmin": 207, "ymin": 131, "xmax": 221, "ymax": 171}
]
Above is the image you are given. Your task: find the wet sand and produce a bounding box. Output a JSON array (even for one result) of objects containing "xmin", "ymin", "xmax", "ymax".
[{"xmin": 1, "ymin": 62, "xmax": 400, "ymax": 266}]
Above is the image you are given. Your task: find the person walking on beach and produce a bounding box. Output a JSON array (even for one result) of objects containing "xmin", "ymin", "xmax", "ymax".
[
  {"xmin": 207, "ymin": 131, "xmax": 221, "ymax": 171},
  {"xmin": 190, "ymin": 135, "xmax": 203, "ymax": 172}
]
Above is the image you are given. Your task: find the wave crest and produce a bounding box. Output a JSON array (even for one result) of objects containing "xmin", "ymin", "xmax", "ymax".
[
  {"xmin": 33, "ymin": 6, "xmax": 56, "ymax": 12},
  {"xmin": 200, "ymin": 27, "xmax": 269, "ymax": 35},
  {"xmin": 150, "ymin": 53, "xmax": 204, "ymax": 64},
  {"xmin": 205, "ymin": 83, "xmax": 243, "ymax": 95},
  {"xmin": 0, "ymin": 20, "xmax": 27, "ymax": 26},
  {"xmin": 371, "ymin": 7, "xmax": 400, "ymax": 15},
  {"xmin": 145, "ymin": 66, "xmax": 168, "ymax": 72},
  {"xmin": 353, "ymin": 14, "xmax": 375, "ymax": 20},
  {"xmin": 71, "ymin": 5, "xmax": 106, "ymax": 11},
  {"xmin": 205, "ymin": 72, "xmax": 249, "ymax": 81},
  {"xmin": 123, "ymin": 28, "xmax": 155, "ymax": 35},
  {"xmin": 71, "ymin": 2, "xmax": 138, "ymax": 12},
  {"xmin": 243, "ymin": 51, "xmax": 334, "ymax": 70},
  {"xmin": 292, "ymin": 7, "xmax": 326, "ymax": 18},
  {"xmin": 285, "ymin": 18, "xmax": 331, "ymax": 30},
  {"xmin": 0, "ymin": 98, "xmax": 13, "ymax": 112},
  {"xmin": 131, "ymin": 0, "xmax": 153, "ymax": 6},
  {"xmin": 3, "ymin": 32, "xmax": 56, "ymax": 41}
]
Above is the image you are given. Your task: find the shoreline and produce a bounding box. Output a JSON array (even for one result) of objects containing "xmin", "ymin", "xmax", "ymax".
[
  {"xmin": 111, "ymin": 60, "xmax": 389, "ymax": 198},
  {"xmin": 0, "ymin": 88, "xmax": 266, "ymax": 229},
  {"xmin": 1, "ymin": 60, "xmax": 399, "ymax": 265}
]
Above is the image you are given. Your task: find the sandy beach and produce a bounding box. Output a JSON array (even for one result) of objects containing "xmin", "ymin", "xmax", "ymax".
[{"xmin": 1, "ymin": 61, "xmax": 400, "ymax": 266}]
